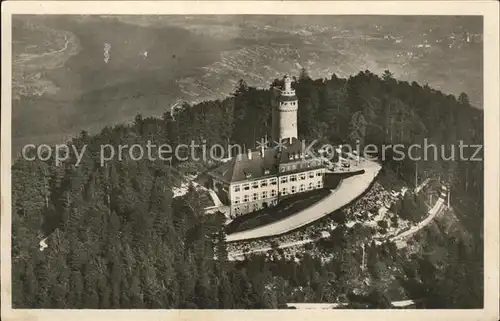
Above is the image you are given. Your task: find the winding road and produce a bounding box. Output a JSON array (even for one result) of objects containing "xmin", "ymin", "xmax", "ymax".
[
  {"xmin": 391, "ymin": 186, "xmax": 447, "ymax": 248},
  {"xmin": 228, "ymin": 184, "xmax": 447, "ymax": 260}
]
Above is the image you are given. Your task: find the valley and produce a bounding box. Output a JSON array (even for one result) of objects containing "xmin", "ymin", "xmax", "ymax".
[{"xmin": 11, "ymin": 15, "xmax": 482, "ymax": 156}]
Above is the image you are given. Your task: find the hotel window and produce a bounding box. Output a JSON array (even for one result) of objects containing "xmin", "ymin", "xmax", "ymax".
[
  {"xmin": 234, "ymin": 196, "xmax": 241, "ymax": 204},
  {"xmin": 270, "ymin": 189, "xmax": 277, "ymax": 197},
  {"xmin": 280, "ymin": 176, "xmax": 288, "ymax": 184},
  {"xmin": 262, "ymin": 191, "xmax": 268, "ymax": 199},
  {"xmin": 290, "ymin": 175, "xmax": 297, "ymax": 182},
  {"xmin": 252, "ymin": 181, "xmax": 259, "ymax": 189},
  {"xmin": 233, "ymin": 185, "xmax": 241, "ymax": 192},
  {"xmin": 299, "ymin": 173, "xmax": 306, "ymax": 181},
  {"xmin": 309, "ymin": 171, "xmax": 315, "ymax": 178},
  {"xmin": 281, "ymin": 188, "xmax": 288, "ymax": 195},
  {"xmin": 291, "ymin": 186, "xmax": 297, "ymax": 193},
  {"xmin": 316, "ymin": 171, "xmax": 323, "ymax": 177},
  {"xmin": 243, "ymin": 195, "xmax": 249, "ymax": 203},
  {"xmin": 308, "ymin": 182, "xmax": 313, "ymax": 190},
  {"xmin": 270, "ymin": 178, "xmax": 277, "ymax": 185},
  {"xmin": 253, "ymin": 193, "xmax": 259, "ymax": 201},
  {"xmin": 299, "ymin": 184, "xmax": 305, "ymax": 192},
  {"xmin": 243, "ymin": 183, "xmax": 250, "ymax": 191},
  {"xmin": 317, "ymin": 181, "xmax": 322, "ymax": 188},
  {"xmin": 260, "ymin": 180, "xmax": 268, "ymax": 187}
]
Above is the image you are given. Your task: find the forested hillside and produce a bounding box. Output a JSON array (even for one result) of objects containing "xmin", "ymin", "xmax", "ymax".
[{"xmin": 12, "ymin": 70, "xmax": 483, "ymax": 308}]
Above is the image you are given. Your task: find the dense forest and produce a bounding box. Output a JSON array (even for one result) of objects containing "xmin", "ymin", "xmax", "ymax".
[{"xmin": 12, "ymin": 69, "xmax": 483, "ymax": 308}]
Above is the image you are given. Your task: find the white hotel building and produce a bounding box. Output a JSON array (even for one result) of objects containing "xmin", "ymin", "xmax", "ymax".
[{"xmin": 208, "ymin": 75, "xmax": 327, "ymax": 217}]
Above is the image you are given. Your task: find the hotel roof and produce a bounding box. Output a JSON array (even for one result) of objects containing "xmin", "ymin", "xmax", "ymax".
[{"xmin": 208, "ymin": 138, "xmax": 321, "ymax": 183}]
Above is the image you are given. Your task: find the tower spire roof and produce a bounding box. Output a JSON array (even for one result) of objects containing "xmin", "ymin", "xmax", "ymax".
[{"xmin": 282, "ymin": 74, "xmax": 294, "ymax": 95}]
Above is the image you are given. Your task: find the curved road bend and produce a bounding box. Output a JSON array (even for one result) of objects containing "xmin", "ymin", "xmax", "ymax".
[
  {"xmin": 391, "ymin": 187, "xmax": 446, "ymax": 248},
  {"xmin": 228, "ymin": 185, "xmax": 447, "ymax": 260}
]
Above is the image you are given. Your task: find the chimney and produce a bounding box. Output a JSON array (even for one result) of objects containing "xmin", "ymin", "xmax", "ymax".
[
  {"xmin": 247, "ymin": 149, "xmax": 252, "ymax": 160},
  {"xmin": 260, "ymin": 143, "xmax": 265, "ymax": 157}
]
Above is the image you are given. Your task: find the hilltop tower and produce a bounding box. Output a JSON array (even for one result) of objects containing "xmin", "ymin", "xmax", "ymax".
[{"xmin": 273, "ymin": 75, "xmax": 298, "ymax": 143}]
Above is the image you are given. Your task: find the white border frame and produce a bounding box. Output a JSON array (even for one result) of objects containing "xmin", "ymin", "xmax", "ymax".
[{"xmin": 1, "ymin": 2, "xmax": 499, "ymax": 321}]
